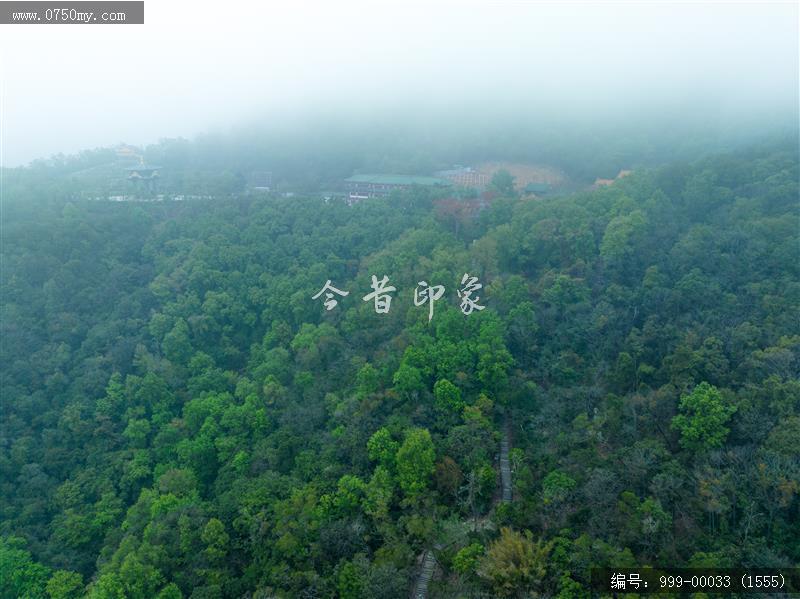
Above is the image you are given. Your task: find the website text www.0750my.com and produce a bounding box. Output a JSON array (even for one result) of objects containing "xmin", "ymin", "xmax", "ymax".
[{"xmin": 11, "ymin": 7, "xmax": 126, "ymax": 22}]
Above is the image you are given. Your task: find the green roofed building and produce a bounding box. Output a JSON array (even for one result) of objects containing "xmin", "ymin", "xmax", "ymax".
[{"xmin": 344, "ymin": 173, "xmax": 450, "ymax": 202}]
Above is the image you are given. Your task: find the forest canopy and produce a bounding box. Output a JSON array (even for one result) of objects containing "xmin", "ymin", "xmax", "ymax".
[{"xmin": 1, "ymin": 139, "xmax": 798, "ymax": 598}]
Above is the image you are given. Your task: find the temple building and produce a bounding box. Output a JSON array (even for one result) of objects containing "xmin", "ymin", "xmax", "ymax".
[{"xmin": 126, "ymin": 164, "xmax": 161, "ymax": 194}]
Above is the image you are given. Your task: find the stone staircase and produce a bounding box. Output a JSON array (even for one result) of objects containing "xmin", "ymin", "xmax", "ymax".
[
  {"xmin": 411, "ymin": 548, "xmax": 437, "ymax": 599},
  {"xmin": 500, "ymin": 418, "xmax": 512, "ymax": 503}
]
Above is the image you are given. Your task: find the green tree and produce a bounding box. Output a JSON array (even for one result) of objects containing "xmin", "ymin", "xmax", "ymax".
[
  {"xmin": 366, "ymin": 427, "xmax": 399, "ymax": 468},
  {"xmin": 154, "ymin": 583, "xmax": 184, "ymax": 599},
  {"xmin": 86, "ymin": 573, "xmax": 125, "ymax": 599},
  {"xmin": 489, "ymin": 170, "xmax": 516, "ymax": 197},
  {"xmin": 542, "ymin": 470, "xmax": 576, "ymax": 505},
  {"xmin": 396, "ymin": 428, "xmax": 436, "ymax": 498},
  {"xmin": 452, "ymin": 542, "xmax": 484, "ymax": 576},
  {"xmin": 337, "ymin": 559, "xmax": 365, "ymax": 599},
  {"xmin": 364, "ymin": 465, "xmax": 394, "ymax": 520},
  {"xmin": 162, "ymin": 319, "xmax": 193, "ymax": 365},
  {"xmin": 201, "ymin": 518, "xmax": 229, "ymax": 563},
  {"xmin": 0, "ymin": 537, "xmax": 51, "ymax": 599},
  {"xmin": 600, "ymin": 209, "xmax": 647, "ymax": 263},
  {"xmin": 392, "ymin": 363, "xmax": 425, "ymax": 399},
  {"xmin": 478, "ymin": 528, "xmax": 551, "ymax": 597},
  {"xmin": 46, "ymin": 571, "xmax": 83, "ymax": 599},
  {"xmin": 671, "ymin": 382, "xmax": 736, "ymax": 452},
  {"xmin": 433, "ymin": 379, "xmax": 464, "ymax": 414}
]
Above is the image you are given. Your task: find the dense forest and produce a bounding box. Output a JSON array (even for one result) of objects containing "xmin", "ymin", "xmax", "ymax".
[{"xmin": 1, "ymin": 138, "xmax": 798, "ymax": 598}]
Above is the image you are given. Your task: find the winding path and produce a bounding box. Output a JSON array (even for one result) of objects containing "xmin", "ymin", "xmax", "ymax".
[{"xmin": 410, "ymin": 416, "xmax": 514, "ymax": 597}]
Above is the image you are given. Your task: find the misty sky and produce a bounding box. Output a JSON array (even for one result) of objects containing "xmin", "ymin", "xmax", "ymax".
[{"xmin": 1, "ymin": 1, "xmax": 797, "ymax": 167}]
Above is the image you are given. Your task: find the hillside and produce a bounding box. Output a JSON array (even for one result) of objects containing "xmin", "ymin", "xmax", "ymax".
[{"xmin": 1, "ymin": 141, "xmax": 798, "ymax": 598}]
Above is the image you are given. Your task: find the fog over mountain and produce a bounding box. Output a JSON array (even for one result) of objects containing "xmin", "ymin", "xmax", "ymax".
[
  {"xmin": 2, "ymin": 3, "xmax": 799, "ymax": 598},
  {"xmin": 1, "ymin": 1, "xmax": 797, "ymax": 166}
]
